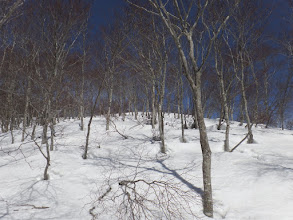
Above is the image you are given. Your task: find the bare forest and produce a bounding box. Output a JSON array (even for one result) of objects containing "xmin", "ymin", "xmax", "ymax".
[{"xmin": 0, "ymin": 0, "xmax": 293, "ymax": 219}]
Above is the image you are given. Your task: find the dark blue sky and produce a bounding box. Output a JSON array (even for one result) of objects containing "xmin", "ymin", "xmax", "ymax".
[
  {"xmin": 89, "ymin": 0, "xmax": 125, "ymax": 29},
  {"xmin": 89, "ymin": 0, "xmax": 287, "ymax": 33}
]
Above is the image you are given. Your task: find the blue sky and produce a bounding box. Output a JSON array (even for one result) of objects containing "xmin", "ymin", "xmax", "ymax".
[{"xmin": 89, "ymin": 0, "xmax": 125, "ymax": 28}]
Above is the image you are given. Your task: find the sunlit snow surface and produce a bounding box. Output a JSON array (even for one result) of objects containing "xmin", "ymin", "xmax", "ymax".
[{"xmin": 0, "ymin": 114, "xmax": 293, "ymax": 220}]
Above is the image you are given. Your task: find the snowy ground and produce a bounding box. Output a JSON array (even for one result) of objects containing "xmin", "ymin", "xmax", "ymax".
[{"xmin": 1, "ymin": 114, "xmax": 293, "ymax": 220}]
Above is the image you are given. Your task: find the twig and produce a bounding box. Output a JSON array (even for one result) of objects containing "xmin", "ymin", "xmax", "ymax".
[
  {"xmin": 89, "ymin": 187, "xmax": 112, "ymax": 219},
  {"xmin": 98, "ymin": 187, "xmax": 112, "ymax": 201},
  {"xmin": 18, "ymin": 204, "xmax": 49, "ymax": 209},
  {"xmin": 89, "ymin": 206, "xmax": 95, "ymax": 219}
]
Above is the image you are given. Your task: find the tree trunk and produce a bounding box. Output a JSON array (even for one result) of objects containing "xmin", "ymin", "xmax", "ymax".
[
  {"xmin": 134, "ymin": 92, "xmax": 138, "ymax": 120},
  {"xmin": 192, "ymin": 98, "xmax": 199, "ymax": 129},
  {"xmin": 106, "ymin": 74, "xmax": 113, "ymax": 131},
  {"xmin": 119, "ymin": 80, "xmax": 124, "ymax": 116},
  {"xmin": 192, "ymin": 73, "xmax": 213, "ymax": 217},
  {"xmin": 44, "ymin": 140, "xmax": 50, "ymax": 180},
  {"xmin": 179, "ymin": 76, "xmax": 186, "ymax": 142},
  {"xmin": 215, "ymin": 52, "xmax": 230, "ymax": 152},
  {"xmin": 249, "ymin": 60, "xmax": 259, "ymax": 126},
  {"xmin": 84, "ymin": 117, "xmax": 91, "ymax": 159},
  {"xmin": 83, "ymin": 82, "xmax": 104, "ymax": 159},
  {"xmin": 7, "ymin": 78, "xmax": 15, "ymax": 144},
  {"xmin": 151, "ymin": 76, "xmax": 156, "ymax": 129},
  {"xmin": 240, "ymin": 58, "xmax": 253, "ymax": 143},
  {"xmin": 217, "ymin": 106, "xmax": 224, "ymax": 130},
  {"xmin": 79, "ymin": 74, "xmax": 85, "ymax": 131},
  {"xmin": 79, "ymin": 33, "xmax": 87, "ymax": 131},
  {"xmin": 230, "ymin": 100, "xmax": 234, "ymax": 121},
  {"xmin": 158, "ymin": 56, "xmax": 167, "ymax": 153},
  {"xmin": 146, "ymin": 91, "xmax": 149, "ymax": 117},
  {"xmin": 158, "ymin": 107, "xmax": 165, "ymax": 153},
  {"xmin": 42, "ymin": 124, "xmax": 48, "ymax": 144},
  {"xmin": 239, "ymin": 99, "xmax": 244, "ymax": 126},
  {"xmin": 22, "ymin": 76, "xmax": 31, "ymax": 142},
  {"xmin": 49, "ymin": 123, "xmax": 54, "ymax": 151},
  {"xmin": 31, "ymin": 123, "xmax": 36, "ymax": 140},
  {"xmin": 177, "ymin": 83, "xmax": 181, "ymax": 119}
]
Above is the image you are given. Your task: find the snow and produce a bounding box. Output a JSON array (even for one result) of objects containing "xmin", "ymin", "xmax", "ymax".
[{"xmin": 1, "ymin": 114, "xmax": 293, "ymax": 219}]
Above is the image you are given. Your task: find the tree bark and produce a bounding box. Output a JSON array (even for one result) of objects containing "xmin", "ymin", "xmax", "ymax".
[
  {"xmin": 106, "ymin": 74, "xmax": 113, "ymax": 131},
  {"xmin": 193, "ymin": 74, "xmax": 213, "ymax": 217},
  {"xmin": 158, "ymin": 70, "xmax": 166, "ymax": 153},
  {"xmin": 179, "ymin": 76, "xmax": 186, "ymax": 142},
  {"xmin": 22, "ymin": 75, "xmax": 31, "ymax": 142},
  {"xmin": 240, "ymin": 54, "xmax": 253, "ymax": 143},
  {"xmin": 151, "ymin": 76, "xmax": 156, "ymax": 129},
  {"xmin": 215, "ymin": 49, "xmax": 230, "ymax": 151}
]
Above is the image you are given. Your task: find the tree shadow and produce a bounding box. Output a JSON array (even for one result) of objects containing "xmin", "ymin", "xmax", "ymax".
[
  {"xmin": 156, "ymin": 159, "xmax": 204, "ymax": 198},
  {"xmin": 88, "ymin": 148, "xmax": 204, "ymax": 199},
  {"xmin": 0, "ymin": 199, "xmax": 9, "ymax": 219},
  {"xmin": 4, "ymin": 180, "xmax": 59, "ymax": 220}
]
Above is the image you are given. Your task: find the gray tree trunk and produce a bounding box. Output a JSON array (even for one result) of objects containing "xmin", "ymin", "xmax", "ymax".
[
  {"xmin": 79, "ymin": 74, "xmax": 85, "ymax": 131},
  {"xmin": 240, "ymin": 57, "xmax": 253, "ymax": 143},
  {"xmin": 22, "ymin": 76, "xmax": 31, "ymax": 142},
  {"xmin": 215, "ymin": 50, "xmax": 230, "ymax": 151},
  {"xmin": 158, "ymin": 68, "xmax": 166, "ymax": 153},
  {"xmin": 151, "ymin": 76, "xmax": 156, "ymax": 129},
  {"xmin": 134, "ymin": 92, "xmax": 138, "ymax": 120},
  {"xmin": 106, "ymin": 74, "xmax": 113, "ymax": 131},
  {"xmin": 179, "ymin": 76, "xmax": 186, "ymax": 142},
  {"xmin": 193, "ymin": 74, "xmax": 213, "ymax": 217},
  {"xmin": 83, "ymin": 84, "xmax": 103, "ymax": 159},
  {"xmin": 192, "ymin": 98, "xmax": 199, "ymax": 129},
  {"xmin": 49, "ymin": 123, "xmax": 54, "ymax": 151},
  {"xmin": 8, "ymin": 78, "xmax": 15, "ymax": 144},
  {"xmin": 44, "ymin": 140, "xmax": 50, "ymax": 180}
]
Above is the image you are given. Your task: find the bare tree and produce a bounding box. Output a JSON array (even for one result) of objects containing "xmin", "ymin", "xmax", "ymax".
[
  {"xmin": 214, "ymin": 41, "xmax": 231, "ymax": 151},
  {"xmin": 276, "ymin": 0, "xmax": 293, "ymax": 130},
  {"xmin": 126, "ymin": 0, "xmax": 232, "ymax": 217},
  {"xmin": 101, "ymin": 20, "xmax": 129, "ymax": 131}
]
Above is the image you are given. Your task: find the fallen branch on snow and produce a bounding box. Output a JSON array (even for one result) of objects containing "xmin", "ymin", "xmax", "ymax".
[
  {"xmin": 17, "ymin": 204, "xmax": 49, "ymax": 209},
  {"xmin": 230, "ymin": 133, "xmax": 249, "ymax": 152},
  {"xmin": 110, "ymin": 120, "xmax": 129, "ymax": 139}
]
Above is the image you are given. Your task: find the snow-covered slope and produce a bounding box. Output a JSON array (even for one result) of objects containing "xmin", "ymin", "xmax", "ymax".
[{"xmin": 0, "ymin": 114, "xmax": 293, "ymax": 220}]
